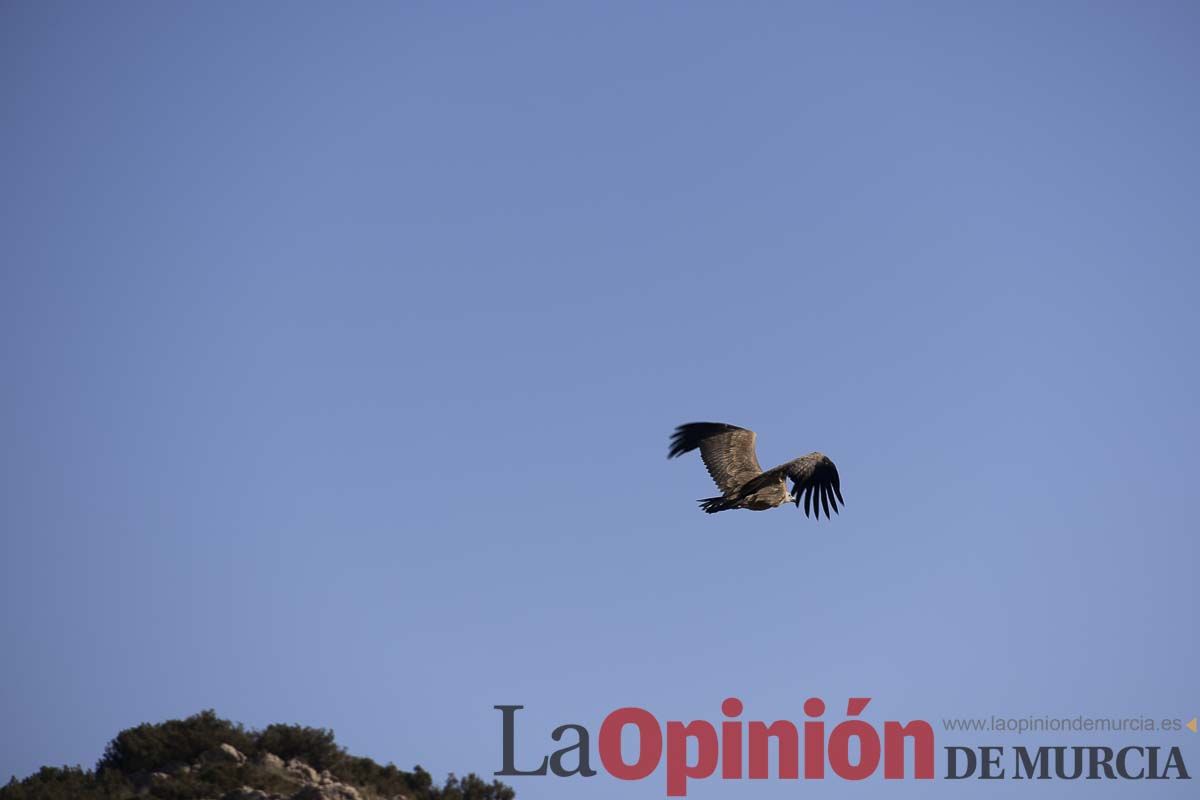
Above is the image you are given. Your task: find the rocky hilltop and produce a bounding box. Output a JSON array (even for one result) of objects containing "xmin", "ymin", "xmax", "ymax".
[{"xmin": 1, "ymin": 711, "xmax": 513, "ymax": 800}]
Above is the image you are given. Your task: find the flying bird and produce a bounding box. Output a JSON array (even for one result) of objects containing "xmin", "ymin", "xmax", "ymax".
[{"xmin": 668, "ymin": 422, "xmax": 843, "ymax": 518}]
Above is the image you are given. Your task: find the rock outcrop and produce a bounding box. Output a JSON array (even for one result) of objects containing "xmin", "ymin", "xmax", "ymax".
[{"xmin": 151, "ymin": 743, "xmax": 395, "ymax": 800}]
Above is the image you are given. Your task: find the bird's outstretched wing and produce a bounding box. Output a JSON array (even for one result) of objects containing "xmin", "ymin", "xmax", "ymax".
[
  {"xmin": 668, "ymin": 422, "xmax": 763, "ymax": 493},
  {"xmin": 787, "ymin": 454, "xmax": 843, "ymax": 519},
  {"xmin": 740, "ymin": 452, "xmax": 844, "ymax": 519}
]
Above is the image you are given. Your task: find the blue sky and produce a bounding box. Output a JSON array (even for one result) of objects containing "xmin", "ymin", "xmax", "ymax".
[{"xmin": 1, "ymin": 2, "xmax": 1197, "ymax": 798}]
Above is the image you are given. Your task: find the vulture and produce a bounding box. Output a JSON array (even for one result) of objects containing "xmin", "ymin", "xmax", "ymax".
[{"xmin": 668, "ymin": 422, "xmax": 843, "ymax": 518}]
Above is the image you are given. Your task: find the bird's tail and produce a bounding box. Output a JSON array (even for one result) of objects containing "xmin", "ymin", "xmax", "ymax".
[{"xmin": 698, "ymin": 495, "xmax": 735, "ymax": 514}]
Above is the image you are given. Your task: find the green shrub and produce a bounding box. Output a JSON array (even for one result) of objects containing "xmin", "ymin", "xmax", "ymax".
[
  {"xmin": 97, "ymin": 710, "xmax": 256, "ymax": 774},
  {"xmin": 256, "ymin": 723, "xmax": 342, "ymax": 771},
  {"xmin": 429, "ymin": 772, "xmax": 515, "ymax": 800}
]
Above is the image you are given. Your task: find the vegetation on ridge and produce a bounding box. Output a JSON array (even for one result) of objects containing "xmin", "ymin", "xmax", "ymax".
[{"xmin": 1, "ymin": 710, "xmax": 513, "ymax": 800}]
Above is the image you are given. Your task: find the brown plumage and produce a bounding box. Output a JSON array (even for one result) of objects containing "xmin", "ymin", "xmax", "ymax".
[{"xmin": 668, "ymin": 422, "xmax": 844, "ymax": 518}]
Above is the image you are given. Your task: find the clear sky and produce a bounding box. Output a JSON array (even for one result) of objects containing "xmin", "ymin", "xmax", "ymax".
[{"xmin": 1, "ymin": 2, "xmax": 1197, "ymax": 799}]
